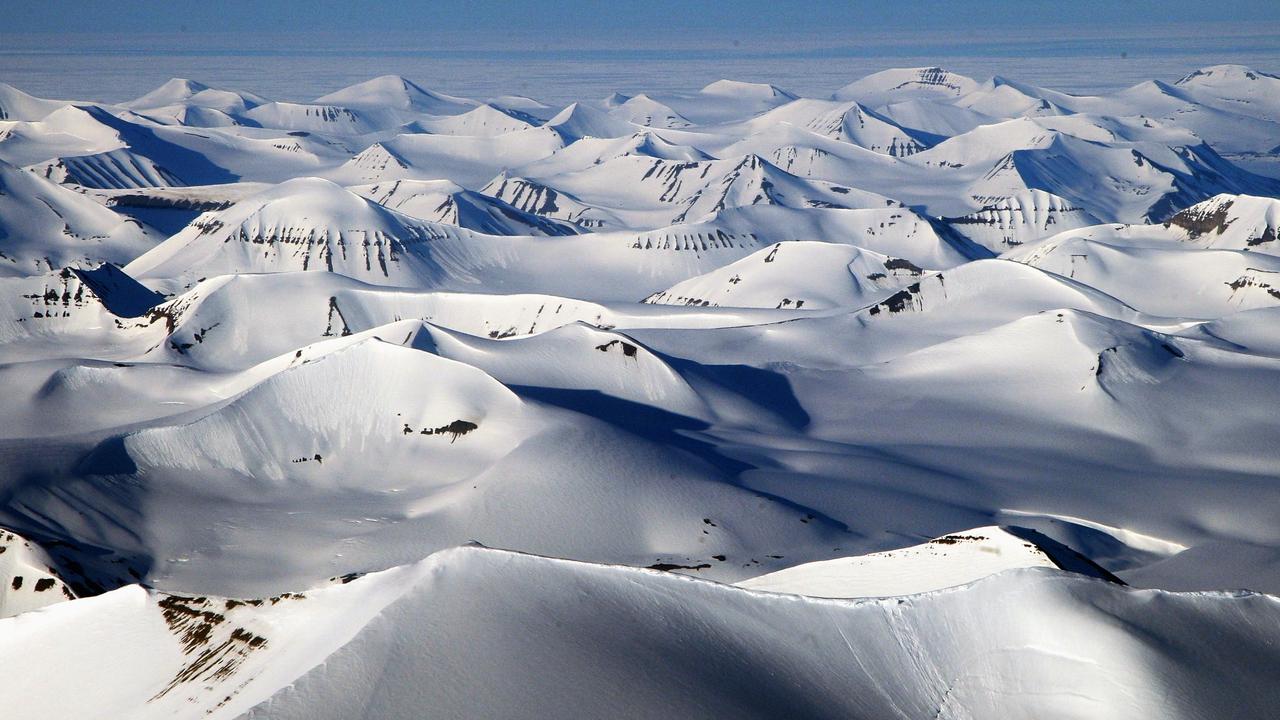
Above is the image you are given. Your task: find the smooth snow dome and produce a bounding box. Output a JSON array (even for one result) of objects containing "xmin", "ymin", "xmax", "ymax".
[
  {"xmin": 736, "ymin": 526, "xmax": 1110, "ymax": 598},
  {"xmin": 1, "ymin": 53, "xmax": 1280, "ymax": 719}
]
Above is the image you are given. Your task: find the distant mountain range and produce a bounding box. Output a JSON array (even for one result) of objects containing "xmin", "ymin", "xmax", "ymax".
[{"xmin": 2, "ymin": 64, "xmax": 1280, "ymax": 719}]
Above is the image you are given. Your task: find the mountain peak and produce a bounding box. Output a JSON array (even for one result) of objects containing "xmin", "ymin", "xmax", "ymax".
[
  {"xmin": 1176, "ymin": 64, "xmax": 1280, "ymax": 86},
  {"xmin": 545, "ymin": 102, "xmax": 636, "ymax": 139},
  {"xmin": 315, "ymin": 75, "xmax": 477, "ymax": 114},
  {"xmin": 700, "ymin": 79, "xmax": 796, "ymax": 100},
  {"xmin": 601, "ymin": 92, "xmax": 633, "ymax": 108},
  {"xmin": 133, "ymin": 77, "xmax": 212, "ymax": 104},
  {"xmin": 834, "ymin": 66, "xmax": 980, "ymax": 103}
]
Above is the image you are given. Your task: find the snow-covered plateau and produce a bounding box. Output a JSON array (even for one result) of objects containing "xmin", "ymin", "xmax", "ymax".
[{"xmin": 1, "ymin": 65, "xmax": 1280, "ymax": 718}]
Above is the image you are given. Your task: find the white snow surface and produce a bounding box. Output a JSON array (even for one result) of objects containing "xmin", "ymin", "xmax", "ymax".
[
  {"xmin": 1, "ymin": 543, "xmax": 1278, "ymax": 719},
  {"xmin": 1, "ymin": 64, "xmax": 1279, "ymax": 717},
  {"xmin": 737, "ymin": 526, "xmax": 1064, "ymax": 597}
]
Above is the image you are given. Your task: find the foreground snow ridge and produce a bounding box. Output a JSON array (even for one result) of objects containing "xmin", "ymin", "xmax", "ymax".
[
  {"xmin": 4, "ymin": 536, "xmax": 1279, "ymax": 719},
  {"xmin": 1, "ymin": 64, "xmax": 1279, "ymax": 718}
]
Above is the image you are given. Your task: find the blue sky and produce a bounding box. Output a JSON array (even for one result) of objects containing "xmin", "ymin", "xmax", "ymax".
[
  {"xmin": 7, "ymin": 0, "xmax": 1279, "ymax": 35},
  {"xmin": 4, "ymin": 1, "xmax": 1278, "ymax": 103}
]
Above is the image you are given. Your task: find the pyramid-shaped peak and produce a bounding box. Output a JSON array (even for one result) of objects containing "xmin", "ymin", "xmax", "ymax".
[
  {"xmin": 602, "ymin": 92, "xmax": 633, "ymax": 108},
  {"xmin": 132, "ymin": 78, "xmax": 213, "ymax": 105},
  {"xmin": 545, "ymin": 102, "xmax": 636, "ymax": 139},
  {"xmin": 618, "ymin": 131, "xmax": 711, "ymax": 161}
]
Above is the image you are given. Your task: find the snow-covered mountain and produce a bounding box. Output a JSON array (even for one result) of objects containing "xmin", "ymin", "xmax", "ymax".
[
  {"xmin": 2, "ymin": 64, "xmax": 1280, "ymax": 718},
  {"xmin": 1007, "ymin": 230, "xmax": 1280, "ymax": 317},
  {"xmin": 834, "ymin": 66, "xmax": 981, "ymax": 105},
  {"xmin": 643, "ymin": 240, "xmax": 923, "ymax": 310},
  {"xmin": 945, "ymin": 189, "xmax": 1101, "ymax": 252},
  {"xmin": 405, "ymin": 103, "xmax": 542, "ymax": 137},
  {"xmin": 737, "ymin": 98, "xmax": 942, "ymax": 156},
  {"xmin": 122, "ymin": 78, "xmax": 268, "ymax": 128},
  {"xmin": 1174, "ymin": 65, "xmax": 1280, "ymax": 117},
  {"xmin": 325, "ymin": 127, "xmax": 566, "ymax": 186},
  {"xmin": 125, "ymin": 78, "xmax": 267, "ymax": 114},
  {"xmin": 0, "ymin": 160, "xmax": 159, "ymax": 275},
  {"xmin": 485, "ymin": 152, "xmax": 893, "ymax": 229},
  {"xmin": 315, "ymin": 75, "xmax": 479, "ymax": 116},
  {"xmin": 125, "ymin": 177, "xmax": 470, "ymax": 285},
  {"xmin": 1162, "ymin": 192, "xmax": 1280, "ymax": 252},
  {"xmin": 352, "ymin": 178, "xmax": 580, "ymax": 236},
  {"xmin": 607, "ymin": 94, "xmax": 694, "ymax": 129},
  {"xmin": 0, "ymin": 82, "xmax": 71, "ymax": 122}
]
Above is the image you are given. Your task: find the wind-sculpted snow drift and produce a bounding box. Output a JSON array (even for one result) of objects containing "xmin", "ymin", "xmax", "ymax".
[{"xmin": 1, "ymin": 65, "xmax": 1280, "ymax": 718}]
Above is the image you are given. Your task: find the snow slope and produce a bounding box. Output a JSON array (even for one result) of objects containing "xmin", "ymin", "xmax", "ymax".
[
  {"xmin": 737, "ymin": 526, "xmax": 1114, "ymax": 597},
  {"xmin": 1007, "ymin": 231, "xmax": 1280, "ymax": 317},
  {"xmin": 0, "ymin": 160, "xmax": 159, "ymax": 275},
  {"xmin": 4, "ymin": 542, "xmax": 1278, "ymax": 720},
  {"xmin": 0, "ymin": 529, "xmax": 76, "ymax": 618},
  {"xmin": 643, "ymin": 240, "xmax": 921, "ymax": 310}
]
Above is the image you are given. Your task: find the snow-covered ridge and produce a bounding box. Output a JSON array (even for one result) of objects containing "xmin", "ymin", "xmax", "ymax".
[
  {"xmin": 737, "ymin": 525, "xmax": 1119, "ymax": 597},
  {"xmin": 0, "ymin": 529, "xmax": 76, "ymax": 618},
  {"xmin": 2, "ymin": 537, "xmax": 1278, "ymax": 719},
  {"xmin": 1164, "ymin": 193, "xmax": 1280, "ymax": 253}
]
